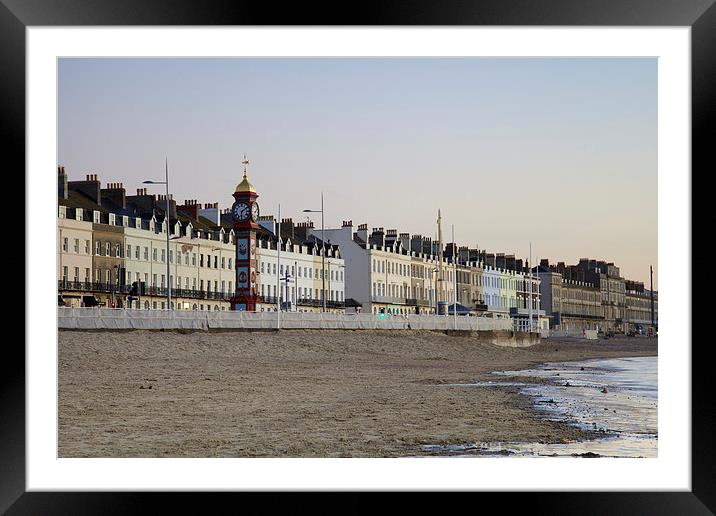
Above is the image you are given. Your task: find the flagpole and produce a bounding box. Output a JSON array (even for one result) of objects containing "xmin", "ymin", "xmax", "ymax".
[{"xmin": 277, "ymin": 204, "xmax": 281, "ymax": 329}]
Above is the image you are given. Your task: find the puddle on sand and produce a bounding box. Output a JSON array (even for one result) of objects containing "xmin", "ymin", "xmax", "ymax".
[
  {"xmin": 427, "ymin": 356, "xmax": 657, "ymax": 458},
  {"xmin": 438, "ymin": 381, "xmax": 529, "ymax": 388}
]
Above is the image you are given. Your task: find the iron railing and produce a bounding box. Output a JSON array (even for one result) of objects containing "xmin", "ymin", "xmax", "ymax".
[{"xmin": 58, "ymin": 280, "xmax": 231, "ymax": 300}]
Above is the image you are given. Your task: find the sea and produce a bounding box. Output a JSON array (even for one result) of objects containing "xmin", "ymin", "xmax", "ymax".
[{"xmin": 424, "ymin": 356, "xmax": 657, "ymax": 458}]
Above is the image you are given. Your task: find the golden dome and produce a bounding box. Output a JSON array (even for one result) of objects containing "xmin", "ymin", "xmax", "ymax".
[
  {"xmin": 235, "ymin": 172, "xmax": 256, "ymax": 194},
  {"xmin": 234, "ymin": 155, "xmax": 256, "ymax": 193}
]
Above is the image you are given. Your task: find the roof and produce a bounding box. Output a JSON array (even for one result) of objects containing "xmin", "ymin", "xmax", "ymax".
[
  {"xmin": 234, "ymin": 172, "xmax": 256, "ymax": 194},
  {"xmin": 58, "ymin": 190, "xmax": 109, "ymax": 214}
]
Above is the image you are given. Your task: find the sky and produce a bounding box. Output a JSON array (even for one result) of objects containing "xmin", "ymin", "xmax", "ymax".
[{"xmin": 58, "ymin": 57, "xmax": 657, "ymax": 287}]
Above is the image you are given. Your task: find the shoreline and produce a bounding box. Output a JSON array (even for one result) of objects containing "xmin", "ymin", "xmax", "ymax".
[{"xmin": 58, "ymin": 330, "xmax": 657, "ymax": 457}]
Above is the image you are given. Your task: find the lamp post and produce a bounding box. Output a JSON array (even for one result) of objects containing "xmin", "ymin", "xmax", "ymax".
[
  {"xmin": 143, "ymin": 159, "xmax": 172, "ymax": 310},
  {"xmin": 112, "ymin": 264, "xmax": 118, "ymax": 308},
  {"xmin": 431, "ymin": 267, "xmax": 438, "ymax": 315},
  {"xmin": 303, "ymin": 192, "xmax": 325, "ymax": 312}
]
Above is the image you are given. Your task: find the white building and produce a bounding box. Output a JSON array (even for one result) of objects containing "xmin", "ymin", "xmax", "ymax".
[
  {"xmin": 256, "ymin": 217, "xmax": 345, "ymax": 313},
  {"xmin": 313, "ymin": 221, "xmax": 455, "ymax": 315},
  {"xmin": 57, "ymin": 205, "xmax": 94, "ymax": 306}
]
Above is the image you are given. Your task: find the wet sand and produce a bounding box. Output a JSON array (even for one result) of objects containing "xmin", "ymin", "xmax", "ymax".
[{"xmin": 58, "ymin": 330, "xmax": 657, "ymax": 457}]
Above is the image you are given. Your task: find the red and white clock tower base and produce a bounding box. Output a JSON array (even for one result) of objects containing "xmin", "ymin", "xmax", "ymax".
[{"xmin": 229, "ymin": 156, "xmax": 260, "ymax": 312}]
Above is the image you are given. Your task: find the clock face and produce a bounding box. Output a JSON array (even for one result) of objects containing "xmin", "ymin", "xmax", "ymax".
[
  {"xmin": 251, "ymin": 202, "xmax": 260, "ymax": 221},
  {"xmin": 232, "ymin": 202, "xmax": 250, "ymax": 222}
]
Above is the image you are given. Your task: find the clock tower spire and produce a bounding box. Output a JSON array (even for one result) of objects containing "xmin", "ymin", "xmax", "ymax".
[{"xmin": 229, "ymin": 155, "xmax": 260, "ymax": 311}]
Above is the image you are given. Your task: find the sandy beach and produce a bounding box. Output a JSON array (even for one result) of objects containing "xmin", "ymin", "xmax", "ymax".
[{"xmin": 58, "ymin": 330, "xmax": 657, "ymax": 457}]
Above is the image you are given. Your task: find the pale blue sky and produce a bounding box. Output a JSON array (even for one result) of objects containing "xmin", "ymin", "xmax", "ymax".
[{"xmin": 58, "ymin": 58, "xmax": 657, "ymax": 286}]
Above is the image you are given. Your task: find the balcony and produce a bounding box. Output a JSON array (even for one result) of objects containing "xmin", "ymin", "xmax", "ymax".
[
  {"xmin": 405, "ymin": 298, "xmax": 432, "ymax": 307},
  {"xmin": 371, "ymin": 295, "xmax": 406, "ymax": 305},
  {"xmin": 296, "ymin": 298, "xmax": 345, "ymax": 309},
  {"xmin": 57, "ymin": 280, "xmax": 231, "ymax": 301},
  {"xmin": 257, "ymin": 297, "xmax": 345, "ymax": 309}
]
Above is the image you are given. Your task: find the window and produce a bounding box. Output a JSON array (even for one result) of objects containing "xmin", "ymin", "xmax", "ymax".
[
  {"xmin": 74, "ymin": 239, "xmax": 79, "ymax": 253},
  {"xmin": 200, "ymin": 254, "xmax": 204, "ymax": 267},
  {"xmin": 169, "ymin": 250, "xmax": 173, "ymax": 263},
  {"xmin": 95, "ymin": 241, "xmax": 100, "ymax": 255},
  {"xmin": 62, "ymin": 237, "xmax": 68, "ymax": 252},
  {"xmin": 261, "ymin": 262, "xmax": 265, "ymax": 273},
  {"xmin": 136, "ymin": 246, "xmax": 140, "ymax": 259},
  {"xmin": 153, "ymin": 248, "xmax": 157, "ymax": 261},
  {"xmin": 74, "ymin": 267, "xmax": 79, "ymax": 281},
  {"xmin": 221, "ymin": 257, "xmax": 225, "ymax": 269},
  {"xmin": 192, "ymin": 253, "xmax": 196, "ymax": 266},
  {"xmin": 228, "ymin": 258, "xmax": 232, "ymax": 269},
  {"xmin": 84, "ymin": 268, "xmax": 90, "ymax": 282},
  {"xmin": 214, "ymin": 256, "xmax": 218, "ymax": 268},
  {"xmin": 161, "ymin": 250, "xmax": 165, "ymax": 263},
  {"xmin": 62, "ymin": 266, "xmax": 68, "ymax": 280},
  {"xmin": 115, "ymin": 243, "xmax": 121, "ymax": 257},
  {"xmin": 106, "ymin": 242, "xmax": 111, "ymax": 256},
  {"xmin": 127, "ymin": 244, "xmax": 132, "ymax": 258},
  {"xmin": 85, "ymin": 240, "xmax": 90, "ymax": 254},
  {"xmin": 143, "ymin": 247, "xmax": 148, "ymax": 260}
]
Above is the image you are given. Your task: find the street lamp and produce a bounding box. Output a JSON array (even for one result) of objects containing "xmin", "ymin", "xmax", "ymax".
[
  {"xmin": 431, "ymin": 267, "xmax": 439, "ymax": 315},
  {"xmin": 143, "ymin": 159, "xmax": 172, "ymax": 310},
  {"xmin": 303, "ymin": 192, "xmax": 325, "ymax": 312}
]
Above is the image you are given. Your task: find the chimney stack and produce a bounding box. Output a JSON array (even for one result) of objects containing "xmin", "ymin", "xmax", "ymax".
[
  {"xmin": 68, "ymin": 173, "xmax": 101, "ymax": 206},
  {"xmin": 57, "ymin": 166, "xmax": 68, "ymax": 199},
  {"xmin": 355, "ymin": 223, "xmax": 369, "ymax": 246}
]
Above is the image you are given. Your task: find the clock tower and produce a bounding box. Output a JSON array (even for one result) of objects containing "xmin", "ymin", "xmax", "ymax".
[{"xmin": 229, "ymin": 156, "xmax": 260, "ymax": 311}]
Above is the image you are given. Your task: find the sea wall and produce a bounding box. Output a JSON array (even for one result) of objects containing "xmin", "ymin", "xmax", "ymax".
[{"xmin": 57, "ymin": 307, "xmax": 517, "ymax": 333}]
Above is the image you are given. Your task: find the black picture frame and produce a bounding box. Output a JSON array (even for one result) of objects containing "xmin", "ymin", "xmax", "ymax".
[{"xmin": 4, "ymin": 0, "xmax": 710, "ymax": 512}]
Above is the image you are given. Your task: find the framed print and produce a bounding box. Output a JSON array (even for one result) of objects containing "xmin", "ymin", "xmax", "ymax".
[{"xmin": 5, "ymin": 0, "xmax": 712, "ymax": 512}]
